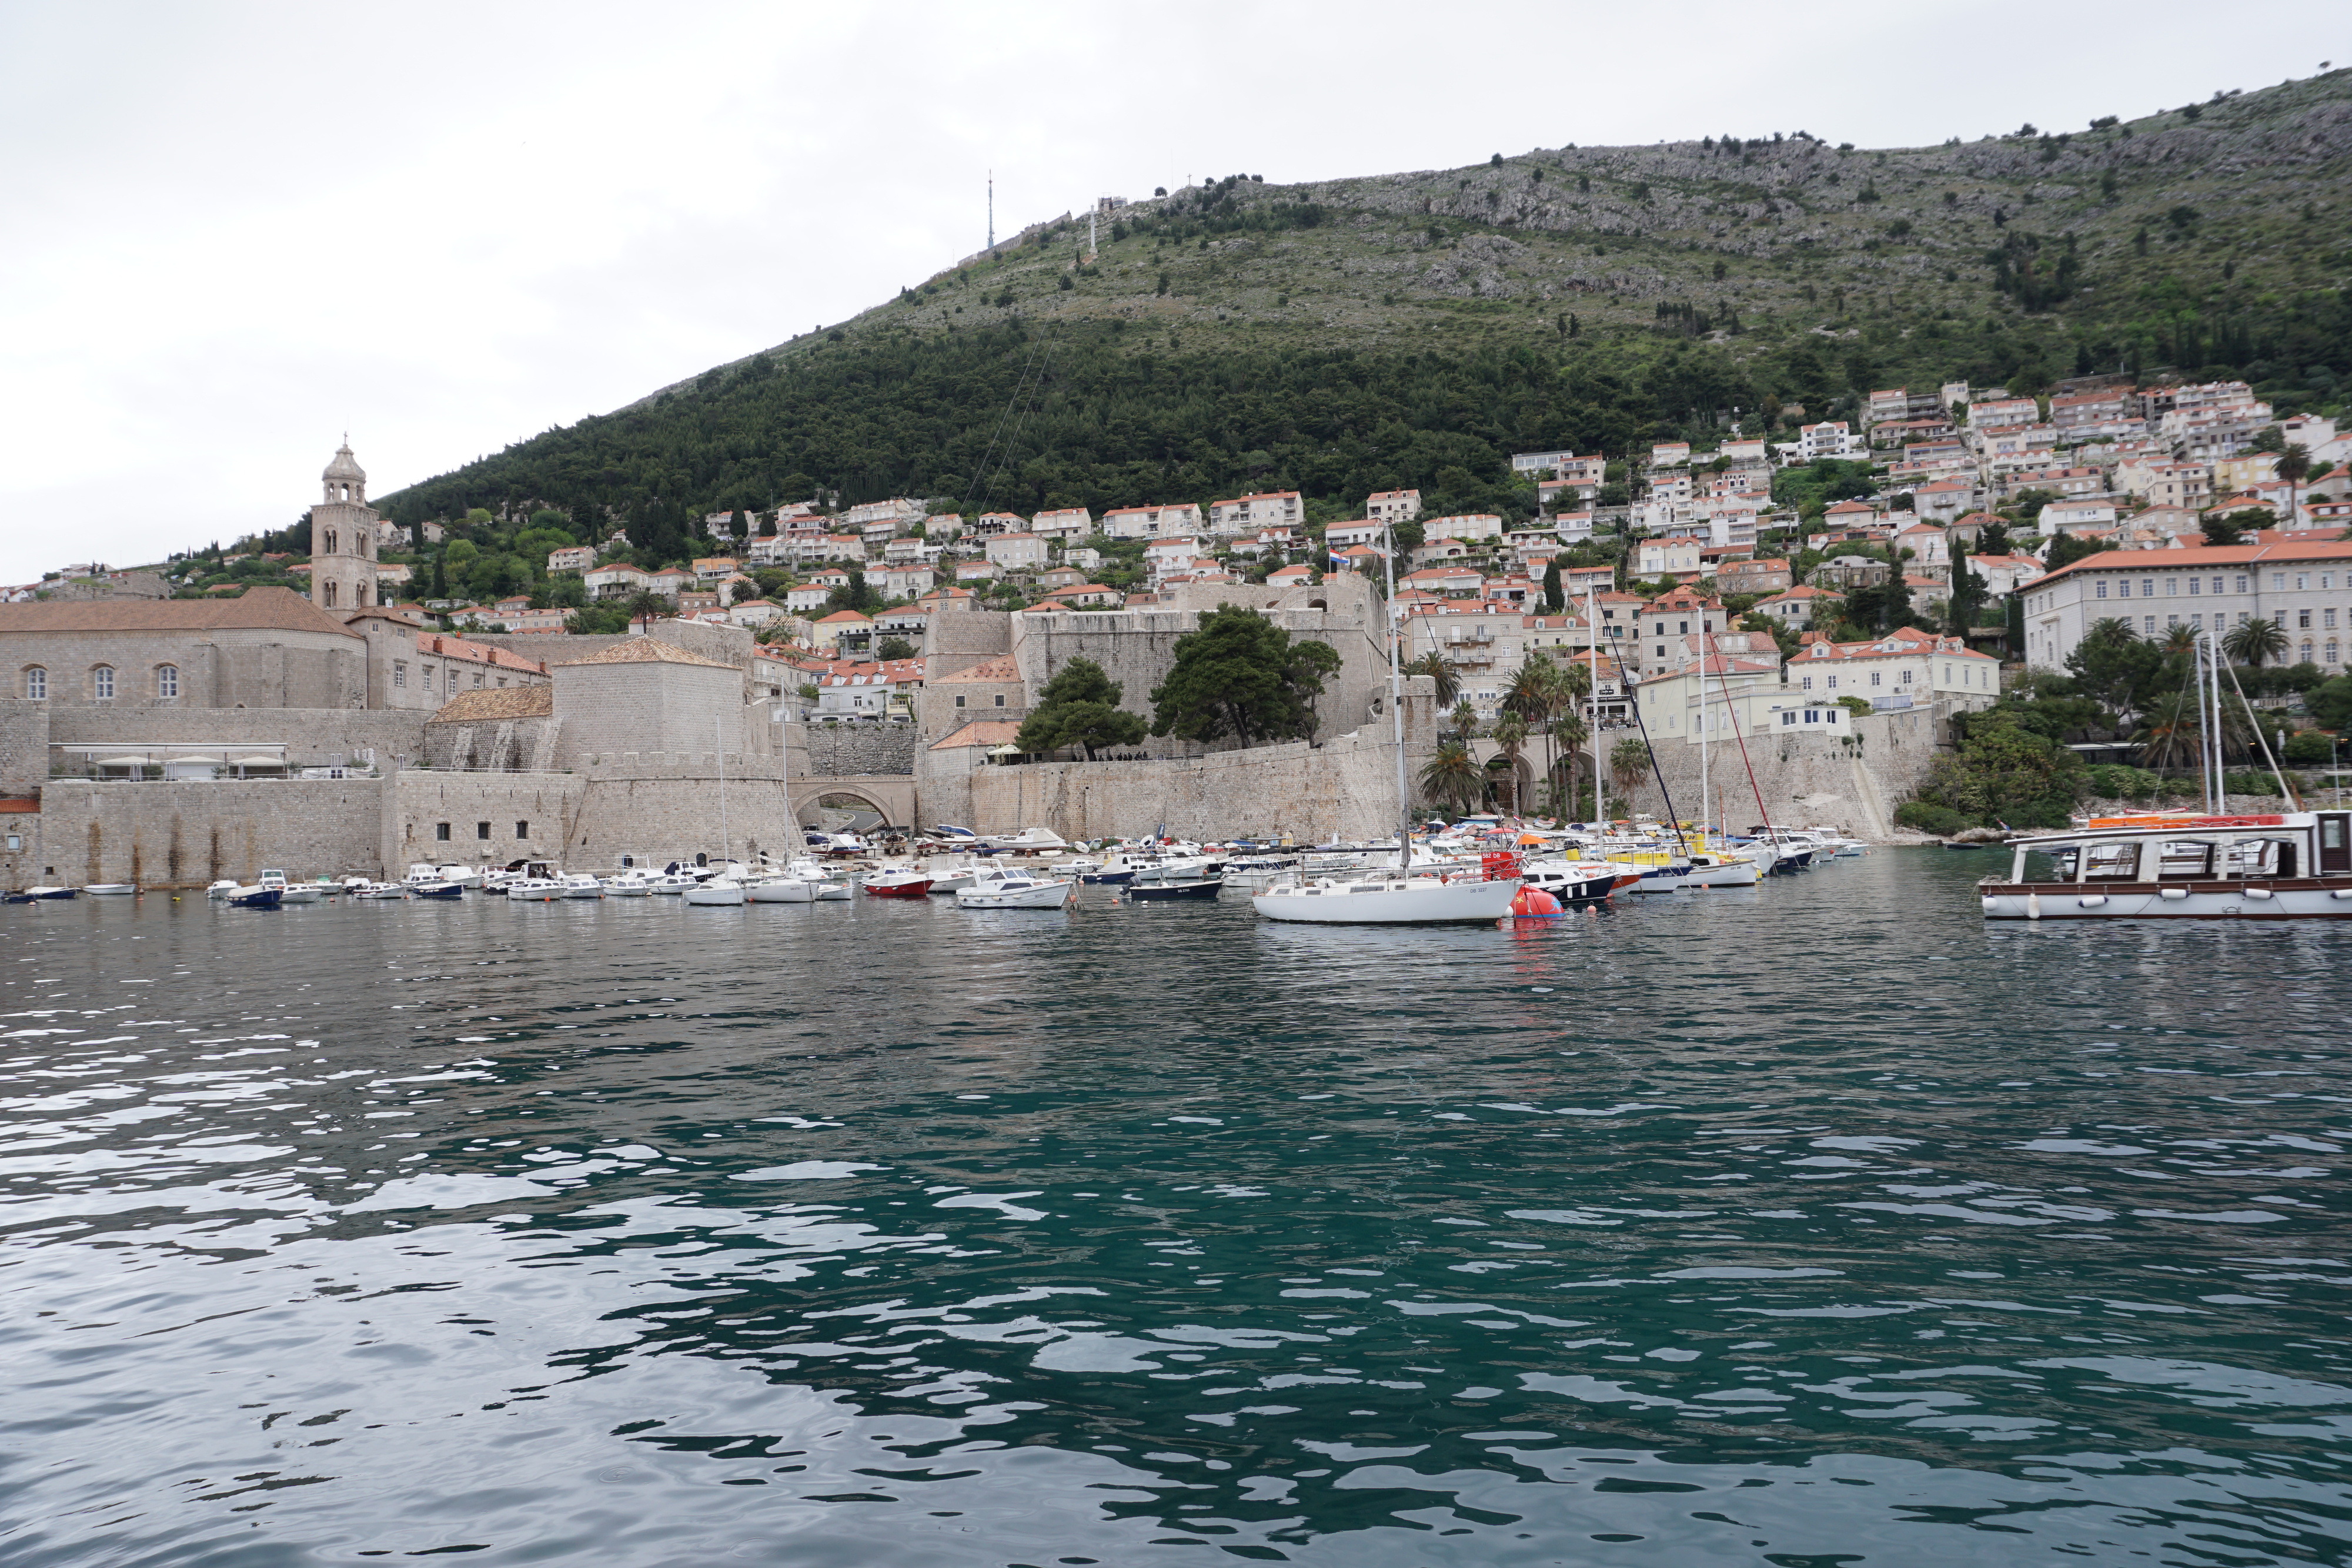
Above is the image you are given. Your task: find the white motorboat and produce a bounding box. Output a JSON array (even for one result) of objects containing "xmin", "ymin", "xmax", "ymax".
[
  {"xmin": 559, "ymin": 873, "xmax": 605, "ymax": 900},
  {"xmin": 1518, "ymin": 860, "xmax": 1634, "ymax": 901},
  {"xmin": 503, "ymin": 877, "xmax": 567, "ymax": 901},
  {"xmin": 925, "ymin": 862, "xmax": 983, "ymax": 894},
  {"xmin": 1218, "ymin": 855, "xmax": 1303, "ymax": 890},
  {"xmin": 82, "ymin": 883, "xmax": 138, "ymax": 896},
  {"xmin": 1253, "ymin": 873, "xmax": 1521, "ymax": 924},
  {"xmin": 602, "ymin": 871, "xmax": 657, "ymax": 896},
  {"xmin": 860, "ymin": 866, "xmax": 935, "ymax": 897},
  {"xmin": 981, "ymin": 826, "xmax": 1068, "ymax": 852},
  {"xmin": 205, "ymin": 880, "xmax": 240, "ymax": 899},
  {"xmin": 786, "ymin": 858, "xmax": 850, "ymax": 900},
  {"xmin": 1679, "ymin": 850, "xmax": 1763, "ymax": 888},
  {"xmin": 259, "ymin": 870, "xmax": 323, "ymax": 904},
  {"xmin": 352, "ymin": 881, "xmax": 410, "ymax": 899},
  {"xmin": 1980, "ymin": 808, "xmax": 2352, "ymax": 920},
  {"xmin": 683, "ymin": 876, "xmax": 748, "ymax": 907},
  {"xmin": 405, "ymin": 862, "xmax": 485, "ymax": 889},
  {"xmin": 746, "ymin": 875, "xmax": 816, "ymax": 903},
  {"xmin": 956, "ymin": 866, "xmax": 1074, "ymax": 909},
  {"xmin": 643, "ymin": 872, "xmax": 693, "ymax": 894}
]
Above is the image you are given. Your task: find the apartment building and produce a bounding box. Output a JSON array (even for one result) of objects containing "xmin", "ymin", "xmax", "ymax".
[{"xmin": 2019, "ymin": 541, "xmax": 2352, "ymax": 672}]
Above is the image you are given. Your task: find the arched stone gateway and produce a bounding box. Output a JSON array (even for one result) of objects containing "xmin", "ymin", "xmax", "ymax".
[{"xmin": 789, "ymin": 777, "xmax": 916, "ymax": 829}]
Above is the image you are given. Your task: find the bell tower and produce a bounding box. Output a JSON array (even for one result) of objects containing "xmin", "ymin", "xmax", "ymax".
[{"xmin": 310, "ymin": 439, "xmax": 380, "ymax": 613}]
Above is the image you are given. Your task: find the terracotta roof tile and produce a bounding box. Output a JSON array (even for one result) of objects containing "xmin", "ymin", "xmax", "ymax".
[
  {"xmin": 426, "ymin": 685, "xmax": 556, "ymax": 723},
  {"xmin": 551, "ymin": 637, "xmax": 736, "ymax": 670},
  {"xmin": 928, "ymin": 720, "xmax": 1025, "ymax": 750},
  {"xmin": 936, "ymin": 656, "xmax": 1021, "ymax": 683},
  {"xmin": 0, "ymin": 585, "xmax": 359, "ymax": 638}
]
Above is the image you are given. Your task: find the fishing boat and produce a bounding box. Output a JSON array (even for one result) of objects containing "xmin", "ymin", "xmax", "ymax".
[
  {"xmin": 1126, "ymin": 877, "xmax": 1221, "ymax": 902},
  {"xmin": 82, "ymin": 883, "xmax": 138, "ymax": 896},
  {"xmin": 683, "ymin": 875, "xmax": 749, "ymax": 907},
  {"xmin": 1980, "ymin": 810, "xmax": 2352, "ymax": 920},
  {"xmin": 559, "ymin": 873, "xmax": 606, "ymax": 900},
  {"xmin": 956, "ymin": 865, "xmax": 1074, "ymax": 910},
  {"xmin": 860, "ymin": 867, "xmax": 934, "ymax": 898}
]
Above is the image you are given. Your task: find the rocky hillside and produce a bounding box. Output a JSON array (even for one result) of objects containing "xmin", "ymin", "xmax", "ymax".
[{"xmin": 377, "ymin": 73, "xmax": 2352, "ymax": 536}]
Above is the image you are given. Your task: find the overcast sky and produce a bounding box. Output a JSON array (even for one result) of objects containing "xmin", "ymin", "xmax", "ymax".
[{"xmin": 0, "ymin": 1, "xmax": 2336, "ymax": 583}]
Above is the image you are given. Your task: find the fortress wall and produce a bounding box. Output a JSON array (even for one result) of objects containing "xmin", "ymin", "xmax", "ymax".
[{"xmin": 41, "ymin": 778, "xmax": 391, "ymax": 887}]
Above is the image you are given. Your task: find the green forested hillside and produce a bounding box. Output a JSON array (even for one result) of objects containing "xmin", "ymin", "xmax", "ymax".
[{"xmin": 376, "ymin": 72, "xmax": 2352, "ymax": 557}]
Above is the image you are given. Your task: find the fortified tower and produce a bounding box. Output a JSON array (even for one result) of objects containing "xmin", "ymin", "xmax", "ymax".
[{"xmin": 309, "ymin": 440, "xmax": 379, "ymax": 612}]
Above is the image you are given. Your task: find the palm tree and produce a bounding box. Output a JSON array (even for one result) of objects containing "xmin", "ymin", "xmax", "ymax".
[
  {"xmin": 1491, "ymin": 710, "xmax": 1530, "ymax": 815},
  {"xmin": 2279, "ymin": 442, "xmax": 2313, "ymax": 527},
  {"xmin": 1405, "ymin": 652, "xmax": 1462, "ymax": 708},
  {"xmin": 2161, "ymin": 623, "xmax": 2201, "ymax": 657},
  {"xmin": 1548, "ymin": 710, "xmax": 1592, "ymax": 818},
  {"xmin": 1609, "ymin": 737, "xmax": 1650, "ymax": 806},
  {"xmin": 1504, "ymin": 651, "xmax": 1565, "ymax": 806},
  {"xmin": 2224, "ymin": 616, "xmax": 2290, "ymax": 668},
  {"xmin": 1418, "ymin": 741, "xmax": 1481, "ymax": 816},
  {"xmin": 1449, "ymin": 699, "xmax": 1481, "ymax": 741}
]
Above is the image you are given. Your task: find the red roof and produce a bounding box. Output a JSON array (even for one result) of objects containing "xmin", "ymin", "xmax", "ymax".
[{"xmin": 2027, "ymin": 539, "xmax": 2352, "ymax": 589}]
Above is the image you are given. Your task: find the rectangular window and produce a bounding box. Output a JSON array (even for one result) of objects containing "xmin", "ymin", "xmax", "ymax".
[
  {"xmin": 4, "ymin": 835, "xmax": 16, "ymax": 852},
  {"xmin": 2165, "ymin": 577, "xmax": 2177, "ymax": 596},
  {"xmin": 516, "ymin": 821, "xmax": 529, "ymax": 840},
  {"xmin": 2141, "ymin": 580, "xmax": 2154, "ymax": 597},
  {"xmin": 156, "ymin": 666, "xmax": 178, "ymax": 698},
  {"xmin": 994, "ymin": 694, "xmax": 1005, "ymax": 707},
  {"xmin": 2145, "ymin": 617, "xmax": 2156, "ymax": 634},
  {"xmin": 2236, "ymin": 576, "xmax": 2249, "ymax": 593},
  {"xmin": 2190, "ymin": 613, "xmax": 2203, "ymax": 630},
  {"xmin": 2167, "ymin": 614, "xmax": 2179, "ymax": 629},
  {"xmin": 2274, "ymin": 573, "xmax": 2287, "ymax": 590},
  {"xmin": 2096, "ymin": 581, "xmax": 2108, "ymax": 599},
  {"xmin": 1827, "ymin": 676, "xmax": 1838, "ymax": 690},
  {"xmin": 93, "ymin": 666, "xmax": 114, "ymax": 699},
  {"xmin": 2300, "ymin": 610, "xmax": 2313, "ymax": 628},
  {"xmin": 2189, "ymin": 577, "xmax": 2200, "ymax": 595},
  {"xmin": 1800, "ymin": 676, "xmax": 1813, "ymax": 690},
  {"xmin": 1900, "ymin": 668, "xmax": 1913, "ymax": 684},
  {"xmin": 422, "ymin": 664, "xmax": 435, "ymax": 686},
  {"xmin": 2275, "ymin": 611, "xmax": 2288, "ymax": 628},
  {"xmin": 2328, "ymin": 610, "xmax": 2340, "ymax": 630},
  {"xmin": 2211, "ymin": 577, "xmax": 2223, "ymax": 595},
  {"xmin": 1781, "ymin": 711, "xmax": 1796, "ymax": 726},
  {"xmin": 23, "ymin": 668, "xmax": 43, "ymax": 700},
  {"xmin": 2297, "ymin": 574, "xmax": 2310, "ymax": 591},
  {"xmin": 435, "ymin": 822, "xmax": 451, "ymax": 841},
  {"xmin": 954, "ymin": 694, "xmax": 966, "ymax": 707},
  {"xmin": 1870, "ymin": 672, "xmax": 1882, "ymax": 686},
  {"xmin": 476, "ymin": 822, "xmax": 491, "ymax": 840},
  {"xmin": 395, "ymin": 661, "xmax": 407, "ymax": 687}
]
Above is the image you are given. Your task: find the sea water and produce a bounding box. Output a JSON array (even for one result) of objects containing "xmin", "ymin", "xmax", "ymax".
[{"xmin": 2, "ymin": 852, "xmax": 2347, "ymax": 1565}]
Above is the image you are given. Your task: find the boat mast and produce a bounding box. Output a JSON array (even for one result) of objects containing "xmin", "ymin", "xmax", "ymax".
[
  {"xmin": 716, "ymin": 716, "xmax": 730, "ymax": 870},
  {"xmin": 1698, "ymin": 640, "xmax": 1710, "ymax": 840},
  {"xmin": 1586, "ymin": 582, "xmax": 1603, "ymax": 823},
  {"xmin": 1384, "ymin": 517, "xmax": 1409, "ymax": 862}
]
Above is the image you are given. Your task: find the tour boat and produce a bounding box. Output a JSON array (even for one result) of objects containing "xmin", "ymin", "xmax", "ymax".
[
  {"xmin": 1125, "ymin": 877, "xmax": 1221, "ymax": 902},
  {"xmin": 1254, "ymin": 874, "xmax": 1521, "ymax": 925},
  {"xmin": 503, "ymin": 877, "xmax": 567, "ymax": 901},
  {"xmin": 682, "ymin": 876, "xmax": 748, "ymax": 907},
  {"xmin": 1980, "ymin": 810, "xmax": 2352, "ymax": 921},
  {"xmin": 82, "ymin": 883, "xmax": 138, "ymax": 896},
  {"xmin": 559, "ymin": 873, "xmax": 606, "ymax": 899},
  {"xmin": 956, "ymin": 866, "xmax": 1075, "ymax": 910},
  {"xmin": 860, "ymin": 867, "xmax": 934, "ymax": 898}
]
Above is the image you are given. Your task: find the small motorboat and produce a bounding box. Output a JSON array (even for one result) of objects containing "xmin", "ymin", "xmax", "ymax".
[
  {"xmin": 503, "ymin": 877, "xmax": 566, "ymax": 901},
  {"xmin": 21, "ymin": 886, "xmax": 79, "ymax": 901},
  {"xmin": 352, "ymin": 881, "xmax": 411, "ymax": 899},
  {"xmin": 82, "ymin": 883, "xmax": 138, "ymax": 896},
  {"xmin": 786, "ymin": 858, "xmax": 851, "ymax": 900},
  {"xmin": 925, "ymin": 863, "xmax": 983, "ymax": 894},
  {"xmin": 409, "ymin": 880, "xmax": 465, "ymax": 899},
  {"xmin": 683, "ymin": 876, "xmax": 748, "ymax": 907},
  {"xmin": 205, "ymin": 880, "xmax": 240, "ymax": 899},
  {"xmin": 1126, "ymin": 877, "xmax": 1221, "ymax": 902},
  {"xmin": 603, "ymin": 871, "xmax": 657, "ymax": 895},
  {"xmin": 861, "ymin": 867, "xmax": 934, "ymax": 898},
  {"xmin": 259, "ymin": 870, "xmax": 322, "ymax": 904},
  {"xmin": 956, "ymin": 866, "xmax": 1075, "ymax": 910},
  {"xmin": 405, "ymin": 862, "xmax": 484, "ymax": 890},
  {"xmin": 981, "ymin": 826, "xmax": 1069, "ymax": 852},
  {"xmin": 1518, "ymin": 861, "xmax": 1626, "ymax": 902},
  {"xmin": 559, "ymin": 873, "xmax": 606, "ymax": 900},
  {"xmin": 227, "ymin": 886, "xmax": 282, "ymax": 909},
  {"xmin": 646, "ymin": 872, "xmax": 695, "ymax": 894}
]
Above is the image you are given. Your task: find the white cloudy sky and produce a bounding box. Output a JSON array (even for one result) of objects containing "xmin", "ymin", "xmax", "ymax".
[{"xmin": 0, "ymin": 1, "xmax": 2335, "ymax": 582}]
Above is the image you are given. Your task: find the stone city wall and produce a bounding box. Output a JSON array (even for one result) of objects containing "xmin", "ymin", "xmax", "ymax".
[
  {"xmin": 470, "ymin": 618, "xmax": 754, "ymax": 670},
  {"xmin": 1, "ymin": 697, "xmax": 48, "ymax": 794},
  {"xmin": 788, "ymin": 722, "xmax": 917, "ymax": 777},
  {"xmin": 554, "ymin": 663, "xmax": 762, "ymax": 768},
  {"xmin": 920, "ymin": 608, "xmax": 1013, "ymax": 680},
  {"xmin": 41, "ymin": 778, "xmax": 391, "ymax": 887},
  {"xmin": 1594, "ymin": 707, "xmax": 1948, "ymax": 841},
  {"xmin": 48, "ymin": 706, "xmax": 431, "ymax": 767}
]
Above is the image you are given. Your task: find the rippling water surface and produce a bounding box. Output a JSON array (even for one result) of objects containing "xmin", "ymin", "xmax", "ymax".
[{"xmin": 4, "ymin": 851, "xmax": 2350, "ymax": 1566}]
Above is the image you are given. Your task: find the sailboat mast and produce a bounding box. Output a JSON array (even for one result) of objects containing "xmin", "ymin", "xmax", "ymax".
[
  {"xmin": 716, "ymin": 716, "xmax": 730, "ymax": 868},
  {"xmin": 1385, "ymin": 518, "xmax": 1409, "ymax": 861},
  {"xmin": 1586, "ymin": 582, "xmax": 1603, "ymax": 822}
]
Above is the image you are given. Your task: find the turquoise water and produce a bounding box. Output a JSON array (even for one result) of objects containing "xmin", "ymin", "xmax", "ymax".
[{"xmin": 3, "ymin": 852, "xmax": 2348, "ymax": 1566}]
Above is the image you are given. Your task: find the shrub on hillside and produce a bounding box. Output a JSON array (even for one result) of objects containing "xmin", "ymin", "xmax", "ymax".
[{"xmin": 1893, "ymin": 800, "xmax": 1966, "ymax": 836}]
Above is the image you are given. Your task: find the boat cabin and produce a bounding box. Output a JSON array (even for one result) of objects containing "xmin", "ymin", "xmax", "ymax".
[{"xmin": 1982, "ymin": 810, "xmax": 2352, "ymax": 920}]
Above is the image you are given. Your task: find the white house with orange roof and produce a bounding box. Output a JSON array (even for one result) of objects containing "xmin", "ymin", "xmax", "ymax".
[
  {"xmin": 1401, "ymin": 565, "xmax": 1485, "ymax": 599},
  {"xmin": 1208, "ymin": 490, "xmax": 1302, "ymax": 537},
  {"xmin": 1042, "ymin": 583, "xmax": 1121, "ymax": 608},
  {"xmin": 1324, "ymin": 520, "xmax": 1384, "ymax": 553},
  {"xmin": 1891, "ymin": 521, "xmax": 1951, "ymax": 579},
  {"xmin": 1422, "ymin": 513, "xmax": 1503, "ymax": 543},
  {"xmin": 1626, "ymin": 590, "xmax": 1725, "ymax": 676},
  {"xmin": 810, "ymin": 609, "xmax": 873, "ymax": 652},
  {"xmin": 1031, "ymin": 507, "xmax": 1093, "ymax": 540},
  {"xmin": 2018, "ymin": 539, "xmax": 2352, "ymax": 671},
  {"xmin": 1788, "ymin": 626, "xmax": 2000, "ymax": 711},
  {"xmin": 879, "ymin": 565, "xmax": 936, "ymax": 599},
  {"xmin": 1328, "ymin": 544, "xmax": 1385, "ymax": 574},
  {"xmin": 984, "ymin": 533, "xmax": 1050, "ymax": 570},
  {"xmin": 1635, "ymin": 536, "xmax": 1705, "ymax": 578},
  {"xmin": 1907, "ymin": 478, "xmax": 1975, "ymax": 525},
  {"xmin": 1753, "ymin": 584, "xmax": 1845, "ymax": 631},
  {"xmin": 1775, "ymin": 420, "xmax": 1865, "ymax": 466},
  {"xmin": 1266, "ymin": 563, "xmax": 1317, "ymax": 589},
  {"xmin": 956, "ymin": 560, "xmax": 998, "ymax": 585},
  {"xmin": 972, "ymin": 511, "xmax": 1027, "ymax": 538},
  {"xmin": 1100, "ymin": 503, "xmax": 1204, "ymax": 540},
  {"xmin": 1365, "ymin": 489, "xmax": 1422, "ymax": 524},
  {"xmin": 784, "ymin": 584, "xmax": 833, "ymax": 613}
]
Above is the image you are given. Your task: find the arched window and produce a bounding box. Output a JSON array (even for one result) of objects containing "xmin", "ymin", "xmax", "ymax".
[
  {"xmin": 91, "ymin": 666, "xmax": 115, "ymax": 700},
  {"xmin": 156, "ymin": 664, "xmax": 179, "ymax": 700},
  {"xmin": 22, "ymin": 666, "xmax": 45, "ymax": 700},
  {"xmin": 324, "ymin": 580, "xmax": 338, "ymax": 607},
  {"xmin": 325, "ymin": 530, "xmax": 338, "ymax": 554}
]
